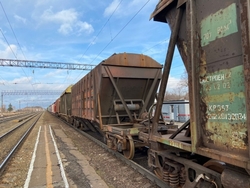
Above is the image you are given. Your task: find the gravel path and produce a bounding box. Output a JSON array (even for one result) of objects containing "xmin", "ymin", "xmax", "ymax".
[{"xmin": 0, "ymin": 111, "xmax": 161, "ymax": 188}]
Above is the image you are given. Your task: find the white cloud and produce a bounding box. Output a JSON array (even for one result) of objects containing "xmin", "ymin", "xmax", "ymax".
[
  {"xmin": 40, "ymin": 8, "xmax": 94, "ymax": 35},
  {"xmin": 104, "ymin": 0, "xmax": 121, "ymax": 17},
  {"xmin": 43, "ymin": 69, "xmax": 64, "ymax": 78},
  {"xmin": 10, "ymin": 76, "xmax": 32, "ymax": 84},
  {"xmin": 58, "ymin": 23, "xmax": 73, "ymax": 35},
  {"xmin": 14, "ymin": 14, "xmax": 26, "ymax": 24},
  {"xmin": 41, "ymin": 8, "xmax": 78, "ymax": 23},
  {"xmin": 35, "ymin": 0, "xmax": 53, "ymax": 7},
  {"xmin": 0, "ymin": 44, "xmax": 18, "ymax": 58},
  {"xmin": 167, "ymin": 76, "xmax": 181, "ymax": 89},
  {"xmin": 77, "ymin": 22, "xmax": 94, "ymax": 34}
]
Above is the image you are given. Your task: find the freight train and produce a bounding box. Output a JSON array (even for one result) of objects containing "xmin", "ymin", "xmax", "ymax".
[
  {"xmin": 137, "ymin": 0, "xmax": 250, "ymax": 188},
  {"xmin": 48, "ymin": 52, "xmax": 165, "ymax": 159}
]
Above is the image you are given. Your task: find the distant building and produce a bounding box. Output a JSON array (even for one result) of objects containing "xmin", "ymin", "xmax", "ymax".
[
  {"xmin": 162, "ymin": 100, "xmax": 190, "ymax": 123},
  {"xmin": 21, "ymin": 106, "xmax": 44, "ymax": 112},
  {"xmin": 1, "ymin": 104, "xmax": 6, "ymax": 112}
]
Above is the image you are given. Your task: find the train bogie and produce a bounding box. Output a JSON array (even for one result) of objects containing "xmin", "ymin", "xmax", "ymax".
[{"xmin": 145, "ymin": 0, "xmax": 250, "ymax": 187}]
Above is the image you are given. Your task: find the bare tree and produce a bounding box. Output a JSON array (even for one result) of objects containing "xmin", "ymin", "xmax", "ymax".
[
  {"xmin": 179, "ymin": 69, "xmax": 188, "ymax": 87},
  {"xmin": 164, "ymin": 69, "xmax": 189, "ymax": 100}
]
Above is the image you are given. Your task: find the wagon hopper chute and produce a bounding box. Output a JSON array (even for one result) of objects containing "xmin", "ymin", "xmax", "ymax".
[{"xmin": 71, "ymin": 53, "xmax": 162, "ymax": 159}]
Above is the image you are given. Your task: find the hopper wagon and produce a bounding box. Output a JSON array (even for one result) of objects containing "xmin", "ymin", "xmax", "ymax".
[
  {"xmin": 71, "ymin": 52, "xmax": 162, "ymax": 159},
  {"xmin": 58, "ymin": 85, "xmax": 73, "ymax": 122},
  {"xmin": 54, "ymin": 98, "xmax": 60, "ymax": 115}
]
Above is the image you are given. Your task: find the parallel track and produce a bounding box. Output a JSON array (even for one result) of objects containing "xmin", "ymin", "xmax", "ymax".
[
  {"xmin": 0, "ymin": 112, "xmax": 42, "ymax": 175},
  {"xmin": 0, "ymin": 113, "xmax": 39, "ymax": 138},
  {"xmin": 0, "ymin": 112, "xmax": 36, "ymax": 124}
]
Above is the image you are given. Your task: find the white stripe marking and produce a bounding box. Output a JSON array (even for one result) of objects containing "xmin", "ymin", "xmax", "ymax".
[
  {"xmin": 24, "ymin": 126, "xmax": 41, "ymax": 188},
  {"xmin": 49, "ymin": 125, "xmax": 69, "ymax": 188}
]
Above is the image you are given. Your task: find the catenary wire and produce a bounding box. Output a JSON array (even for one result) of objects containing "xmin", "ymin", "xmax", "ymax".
[
  {"xmin": 64, "ymin": 0, "xmax": 124, "ymax": 86},
  {"xmin": 0, "ymin": 1, "xmax": 40, "ymax": 88},
  {"xmin": 73, "ymin": 0, "xmax": 151, "ymax": 83}
]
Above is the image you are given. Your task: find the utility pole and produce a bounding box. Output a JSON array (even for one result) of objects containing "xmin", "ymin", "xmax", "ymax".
[
  {"xmin": 1, "ymin": 93, "xmax": 3, "ymax": 116},
  {"xmin": 1, "ymin": 90, "xmax": 62, "ymax": 112}
]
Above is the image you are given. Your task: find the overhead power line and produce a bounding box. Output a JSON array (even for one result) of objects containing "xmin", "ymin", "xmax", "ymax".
[
  {"xmin": 73, "ymin": 0, "xmax": 151, "ymax": 82},
  {"xmin": 90, "ymin": 0, "xmax": 151, "ymax": 65},
  {"xmin": 0, "ymin": 1, "xmax": 26, "ymax": 60},
  {"xmin": 78, "ymin": 0, "xmax": 124, "ymax": 63},
  {"xmin": 0, "ymin": 29, "xmax": 17, "ymax": 58},
  {"xmin": 0, "ymin": 1, "xmax": 37, "ymax": 89},
  {"xmin": 1, "ymin": 90, "xmax": 62, "ymax": 95}
]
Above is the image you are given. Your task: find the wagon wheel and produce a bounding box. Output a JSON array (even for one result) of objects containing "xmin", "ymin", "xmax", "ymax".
[
  {"xmin": 203, "ymin": 159, "xmax": 225, "ymax": 174},
  {"xmin": 154, "ymin": 155, "xmax": 164, "ymax": 179},
  {"xmin": 123, "ymin": 135, "xmax": 135, "ymax": 159}
]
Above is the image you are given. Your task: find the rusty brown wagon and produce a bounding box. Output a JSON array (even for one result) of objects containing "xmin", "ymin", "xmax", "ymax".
[
  {"xmin": 70, "ymin": 52, "xmax": 162, "ymax": 159},
  {"xmin": 58, "ymin": 85, "xmax": 73, "ymax": 122}
]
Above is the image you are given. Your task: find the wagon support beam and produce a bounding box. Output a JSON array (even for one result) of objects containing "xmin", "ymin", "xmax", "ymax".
[
  {"xmin": 104, "ymin": 66, "xmax": 134, "ymax": 122},
  {"xmin": 151, "ymin": 6, "xmax": 184, "ymax": 137},
  {"xmin": 139, "ymin": 69, "xmax": 162, "ymax": 119}
]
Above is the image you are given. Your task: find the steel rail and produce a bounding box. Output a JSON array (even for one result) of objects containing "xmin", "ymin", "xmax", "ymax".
[
  {"xmin": 0, "ymin": 112, "xmax": 42, "ymax": 175},
  {"xmin": 0, "ymin": 113, "xmax": 33, "ymax": 123},
  {"xmin": 0, "ymin": 113, "xmax": 39, "ymax": 139}
]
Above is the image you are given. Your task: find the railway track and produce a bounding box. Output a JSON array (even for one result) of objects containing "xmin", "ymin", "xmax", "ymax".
[
  {"xmin": 0, "ymin": 112, "xmax": 42, "ymax": 175},
  {"xmin": 0, "ymin": 113, "xmax": 39, "ymax": 136},
  {"xmin": 55, "ymin": 114, "xmax": 167, "ymax": 188},
  {"xmin": 0, "ymin": 112, "xmax": 34, "ymax": 124}
]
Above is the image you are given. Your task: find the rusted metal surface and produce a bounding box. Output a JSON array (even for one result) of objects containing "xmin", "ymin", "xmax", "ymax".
[
  {"xmin": 103, "ymin": 125, "xmax": 141, "ymax": 136},
  {"xmin": 150, "ymin": 0, "xmax": 250, "ymax": 184},
  {"xmin": 240, "ymin": 0, "xmax": 250, "ymax": 159},
  {"xmin": 139, "ymin": 70, "xmax": 161, "ymax": 118},
  {"xmin": 55, "ymin": 98, "xmax": 60, "ymax": 114},
  {"xmin": 151, "ymin": 0, "xmax": 189, "ymax": 73},
  {"xmin": 71, "ymin": 53, "xmax": 162, "ymax": 158},
  {"xmin": 72, "ymin": 53, "xmax": 162, "ymax": 128},
  {"xmin": 154, "ymin": 134, "xmax": 191, "ymax": 152},
  {"xmin": 150, "ymin": 0, "xmax": 175, "ymax": 21},
  {"xmin": 188, "ymin": 0, "xmax": 200, "ymax": 156},
  {"xmin": 114, "ymin": 104, "xmax": 140, "ymax": 111},
  {"xmin": 177, "ymin": 0, "xmax": 187, "ymax": 8},
  {"xmin": 151, "ymin": 7, "xmax": 184, "ymax": 138},
  {"xmin": 104, "ymin": 65, "xmax": 134, "ymax": 122},
  {"xmin": 51, "ymin": 103, "xmax": 56, "ymax": 113},
  {"xmin": 197, "ymin": 0, "xmax": 248, "ymax": 157},
  {"xmin": 221, "ymin": 169, "xmax": 250, "ymax": 188},
  {"xmin": 148, "ymin": 150, "xmax": 222, "ymax": 187},
  {"xmin": 59, "ymin": 85, "xmax": 72, "ymax": 115}
]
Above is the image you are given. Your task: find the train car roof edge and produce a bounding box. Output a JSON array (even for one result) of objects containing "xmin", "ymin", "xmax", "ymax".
[{"xmin": 102, "ymin": 52, "xmax": 162, "ymax": 68}]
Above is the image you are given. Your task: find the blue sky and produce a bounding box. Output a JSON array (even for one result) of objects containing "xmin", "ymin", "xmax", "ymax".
[{"xmin": 0, "ymin": 0, "xmax": 185, "ymax": 110}]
